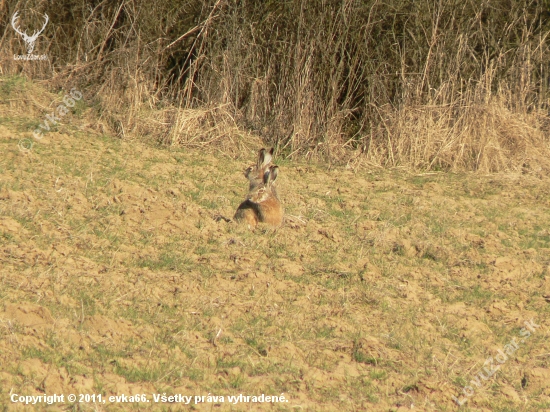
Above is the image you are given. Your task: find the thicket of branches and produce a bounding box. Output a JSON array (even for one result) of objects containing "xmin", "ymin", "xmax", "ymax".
[{"xmin": 2, "ymin": 0, "xmax": 550, "ymax": 171}]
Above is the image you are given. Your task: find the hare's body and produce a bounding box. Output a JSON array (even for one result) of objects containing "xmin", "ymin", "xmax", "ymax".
[
  {"xmin": 234, "ymin": 200, "xmax": 261, "ymax": 227},
  {"xmin": 234, "ymin": 149, "xmax": 283, "ymax": 228},
  {"xmin": 255, "ymin": 192, "xmax": 283, "ymax": 226}
]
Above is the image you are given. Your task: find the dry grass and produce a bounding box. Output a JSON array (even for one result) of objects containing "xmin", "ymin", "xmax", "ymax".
[
  {"xmin": 371, "ymin": 92, "xmax": 550, "ymax": 172},
  {"xmin": 1, "ymin": 1, "xmax": 549, "ymax": 170},
  {"xmin": 1, "ymin": 77, "xmax": 550, "ymax": 411}
]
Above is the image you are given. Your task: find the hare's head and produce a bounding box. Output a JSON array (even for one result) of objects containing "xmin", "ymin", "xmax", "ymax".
[
  {"xmin": 247, "ymin": 165, "xmax": 279, "ymax": 204},
  {"xmin": 244, "ymin": 148, "xmax": 273, "ymax": 191}
]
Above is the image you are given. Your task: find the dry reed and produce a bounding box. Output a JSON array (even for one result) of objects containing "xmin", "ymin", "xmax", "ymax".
[{"xmin": 1, "ymin": 0, "xmax": 549, "ymax": 171}]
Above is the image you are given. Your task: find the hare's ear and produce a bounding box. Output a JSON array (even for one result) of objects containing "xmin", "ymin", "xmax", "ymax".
[
  {"xmin": 267, "ymin": 165, "xmax": 278, "ymax": 184},
  {"xmin": 269, "ymin": 166, "xmax": 279, "ymax": 183},
  {"xmin": 264, "ymin": 148, "xmax": 274, "ymax": 165},
  {"xmin": 256, "ymin": 148, "xmax": 265, "ymax": 168},
  {"xmin": 244, "ymin": 166, "xmax": 253, "ymax": 178},
  {"xmin": 262, "ymin": 168, "xmax": 270, "ymax": 184},
  {"xmin": 258, "ymin": 148, "xmax": 272, "ymax": 168}
]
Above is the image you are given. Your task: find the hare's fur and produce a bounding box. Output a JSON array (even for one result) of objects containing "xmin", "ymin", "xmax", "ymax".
[{"xmin": 234, "ymin": 149, "xmax": 283, "ymax": 228}]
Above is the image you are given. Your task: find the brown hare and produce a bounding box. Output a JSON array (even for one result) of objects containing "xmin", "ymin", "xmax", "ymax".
[{"xmin": 234, "ymin": 148, "xmax": 283, "ymax": 228}]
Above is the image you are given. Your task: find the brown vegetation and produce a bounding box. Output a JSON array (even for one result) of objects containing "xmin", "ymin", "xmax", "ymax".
[{"xmin": 1, "ymin": 0, "xmax": 549, "ymax": 170}]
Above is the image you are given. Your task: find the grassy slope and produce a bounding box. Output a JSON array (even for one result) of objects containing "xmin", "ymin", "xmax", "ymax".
[{"xmin": 0, "ymin": 77, "xmax": 549, "ymax": 411}]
